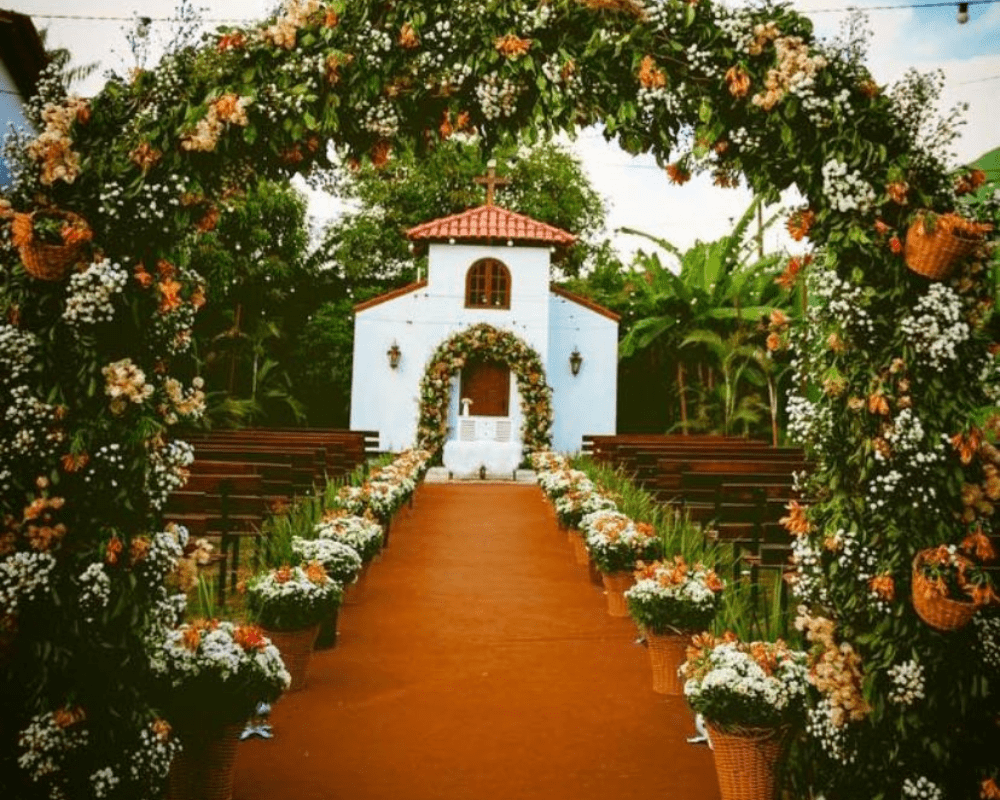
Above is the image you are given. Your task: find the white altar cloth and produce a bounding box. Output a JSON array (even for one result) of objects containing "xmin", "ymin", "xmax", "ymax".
[{"xmin": 443, "ymin": 440, "xmax": 523, "ymax": 477}]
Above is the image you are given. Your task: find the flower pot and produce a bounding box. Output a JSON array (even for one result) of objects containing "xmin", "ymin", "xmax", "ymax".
[
  {"xmin": 588, "ymin": 557, "xmax": 603, "ymax": 586},
  {"xmin": 646, "ymin": 631, "xmax": 690, "ymax": 695},
  {"xmin": 343, "ymin": 562, "xmax": 371, "ymax": 605},
  {"xmin": 911, "ymin": 551, "xmax": 977, "ymax": 631},
  {"xmin": 262, "ymin": 625, "xmax": 319, "ymax": 692},
  {"xmin": 707, "ymin": 724, "xmax": 788, "ymax": 800},
  {"xmin": 167, "ymin": 723, "xmax": 243, "ymax": 800},
  {"xmin": 314, "ymin": 604, "xmax": 340, "ymax": 650},
  {"xmin": 571, "ymin": 532, "xmax": 589, "ymax": 566},
  {"xmin": 601, "ymin": 571, "xmax": 635, "ymax": 617},
  {"xmin": 904, "ymin": 212, "xmax": 992, "ymax": 280},
  {"xmin": 10, "ymin": 210, "xmax": 91, "ymax": 281}
]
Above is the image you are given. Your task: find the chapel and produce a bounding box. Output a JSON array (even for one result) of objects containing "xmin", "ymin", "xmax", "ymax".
[{"xmin": 349, "ymin": 165, "xmax": 619, "ymax": 473}]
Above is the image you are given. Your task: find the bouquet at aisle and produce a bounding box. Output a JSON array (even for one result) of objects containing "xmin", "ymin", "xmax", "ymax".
[
  {"xmin": 149, "ymin": 620, "xmax": 290, "ymax": 727},
  {"xmin": 680, "ymin": 634, "xmax": 809, "ymax": 731},
  {"xmin": 581, "ymin": 509, "xmax": 662, "ymax": 573},
  {"xmin": 625, "ymin": 557, "xmax": 725, "ymax": 634},
  {"xmin": 315, "ymin": 512, "xmax": 384, "ymax": 564},
  {"xmin": 245, "ymin": 563, "xmax": 343, "ymax": 631},
  {"xmin": 291, "ymin": 536, "xmax": 362, "ymax": 586}
]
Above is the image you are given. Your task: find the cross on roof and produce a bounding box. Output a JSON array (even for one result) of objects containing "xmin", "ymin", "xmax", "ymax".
[{"xmin": 474, "ymin": 159, "xmax": 511, "ymax": 206}]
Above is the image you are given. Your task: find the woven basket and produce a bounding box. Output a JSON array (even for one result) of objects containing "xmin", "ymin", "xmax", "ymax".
[
  {"xmin": 601, "ymin": 571, "xmax": 635, "ymax": 617},
  {"xmin": 707, "ymin": 724, "xmax": 788, "ymax": 800},
  {"xmin": 263, "ymin": 624, "xmax": 319, "ymax": 692},
  {"xmin": 646, "ymin": 631, "xmax": 690, "ymax": 695},
  {"xmin": 314, "ymin": 603, "xmax": 340, "ymax": 650},
  {"xmin": 588, "ymin": 556, "xmax": 604, "ymax": 586},
  {"xmin": 10, "ymin": 210, "xmax": 91, "ymax": 281},
  {"xmin": 167, "ymin": 723, "xmax": 242, "ymax": 800},
  {"xmin": 904, "ymin": 213, "xmax": 993, "ymax": 280},
  {"xmin": 911, "ymin": 551, "xmax": 977, "ymax": 632},
  {"xmin": 571, "ymin": 532, "xmax": 590, "ymax": 566}
]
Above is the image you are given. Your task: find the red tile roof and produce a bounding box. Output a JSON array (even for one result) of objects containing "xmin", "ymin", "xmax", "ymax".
[{"xmin": 406, "ymin": 205, "xmax": 576, "ymax": 247}]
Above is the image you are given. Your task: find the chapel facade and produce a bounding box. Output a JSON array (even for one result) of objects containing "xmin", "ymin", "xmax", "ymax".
[{"xmin": 349, "ymin": 176, "xmax": 619, "ymax": 468}]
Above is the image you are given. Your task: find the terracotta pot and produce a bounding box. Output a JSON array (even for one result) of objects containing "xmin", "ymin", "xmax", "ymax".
[
  {"xmin": 600, "ymin": 571, "xmax": 635, "ymax": 617},
  {"xmin": 707, "ymin": 724, "xmax": 788, "ymax": 800},
  {"xmin": 167, "ymin": 723, "xmax": 243, "ymax": 800},
  {"xmin": 262, "ymin": 624, "xmax": 320, "ymax": 692},
  {"xmin": 645, "ymin": 631, "xmax": 690, "ymax": 695}
]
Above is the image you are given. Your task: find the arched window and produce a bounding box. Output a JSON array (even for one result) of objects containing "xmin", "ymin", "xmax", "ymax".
[{"xmin": 465, "ymin": 258, "xmax": 511, "ymax": 309}]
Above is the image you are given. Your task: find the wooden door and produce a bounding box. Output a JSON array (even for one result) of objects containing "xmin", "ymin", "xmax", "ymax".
[{"xmin": 460, "ymin": 360, "xmax": 510, "ymax": 417}]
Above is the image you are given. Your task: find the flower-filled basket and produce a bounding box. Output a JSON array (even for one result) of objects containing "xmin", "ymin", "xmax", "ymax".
[
  {"xmin": 903, "ymin": 211, "xmax": 993, "ymax": 281},
  {"xmin": 624, "ymin": 557, "xmax": 725, "ymax": 694},
  {"xmin": 9, "ymin": 209, "xmax": 93, "ymax": 281},
  {"xmin": 911, "ymin": 539, "xmax": 996, "ymax": 631},
  {"xmin": 245, "ymin": 563, "xmax": 342, "ymax": 691},
  {"xmin": 291, "ymin": 536, "xmax": 362, "ymax": 649},
  {"xmin": 315, "ymin": 512, "xmax": 384, "ymax": 604},
  {"xmin": 581, "ymin": 510, "xmax": 662, "ymax": 617},
  {"xmin": 680, "ymin": 635, "xmax": 808, "ymax": 800},
  {"xmin": 149, "ymin": 620, "xmax": 290, "ymax": 800}
]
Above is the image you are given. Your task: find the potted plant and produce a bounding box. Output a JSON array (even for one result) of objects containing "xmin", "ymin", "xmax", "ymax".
[
  {"xmin": 290, "ymin": 536, "xmax": 362, "ymax": 649},
  {"xmin": 149, "ymin": 620, "xmax": 289, "ymax": 800},
  {"xmin": 9, "ymin": 208, "xmax": 92, "ymax": 280},
  {"xmin": 625, "ymin": 557, "xmax": 725, "ymax": 694},
  {"xmin": 244, "ymin": 563, "xmax": 341, "ymax": 691},
  {"xmin": 680, "ymin": 634, "xmax": 809, "ymax": 800},
  {"xmin": 912, "ymin": 531, "xmax": 997, "ymax": 631},
  {"xmin": 315, "ymin": 512, "xmax": 384, "ymax": 603},
  {"xmin": 581, "ymin": 509, "xmax": 662, "ymax": 617}
]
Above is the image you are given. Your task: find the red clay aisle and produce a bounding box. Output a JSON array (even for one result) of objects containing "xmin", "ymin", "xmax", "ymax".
[{"xmin": 233, "ymin": 483, "xmax": 720, "ymax": 800}]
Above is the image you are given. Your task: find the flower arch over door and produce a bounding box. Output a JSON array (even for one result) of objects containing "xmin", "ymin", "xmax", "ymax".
[
  {"xmin": 3, "ymin": 0, "xmax": 998, "ymax": 796},
  {"xmin": 417, "ymin": 323, "xmax": 552, "ymax": 455}
]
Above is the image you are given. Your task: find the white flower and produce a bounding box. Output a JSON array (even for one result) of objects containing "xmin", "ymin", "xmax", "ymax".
[{"xmin": 887, "ymin": 659, "xmax": 925, "ymax": 705}]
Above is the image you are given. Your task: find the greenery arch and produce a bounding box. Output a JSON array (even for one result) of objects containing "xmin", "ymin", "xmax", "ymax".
[
  {"xmin": 417, "ymin": 322, "xmax": 553, "ymax": 454},
  {"xmin": 1, "ymin": 0, "xmax": 998, "ymax": 797}
]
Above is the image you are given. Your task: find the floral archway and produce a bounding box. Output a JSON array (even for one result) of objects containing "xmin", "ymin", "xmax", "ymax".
[
  {"xmin": 2, "ymin": 0, "xmax": 998, "ymax": 797},
  {"xmin": 416, "ymin": 323, "xmax": 552, "ymax": 455}
]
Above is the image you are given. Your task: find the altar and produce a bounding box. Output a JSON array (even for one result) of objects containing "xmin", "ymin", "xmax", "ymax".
[{"xmin": 442, "ymin": 414, "xmax": 523, "ymax": 477}]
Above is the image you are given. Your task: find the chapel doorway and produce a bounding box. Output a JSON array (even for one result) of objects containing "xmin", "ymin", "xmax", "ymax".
[{"xmin": 460, "ymin": 359, "xmax": 510, "ymax": 417}]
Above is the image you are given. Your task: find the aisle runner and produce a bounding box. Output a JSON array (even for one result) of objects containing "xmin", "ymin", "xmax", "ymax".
[{"xmin": 233, "ymin": 484, "xmax": 719, "ymax": 800}]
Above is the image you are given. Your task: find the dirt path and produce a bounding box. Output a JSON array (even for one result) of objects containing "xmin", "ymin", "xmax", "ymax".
[{"xmin": 233, "ymin": 483, "xmax": 719, "ymax": 800}]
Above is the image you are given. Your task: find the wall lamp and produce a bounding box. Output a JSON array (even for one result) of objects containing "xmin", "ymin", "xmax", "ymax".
[
  {"xmin": 569, "ymin": 348, "xmax": 583, "ymax": 377},
  {"xmin": 387, "ymin": 341, "xmax": 401, "ymax": 369},
  {"xmin": 957, "ymin": 2, "xmax": 969, "ymax": 23}
]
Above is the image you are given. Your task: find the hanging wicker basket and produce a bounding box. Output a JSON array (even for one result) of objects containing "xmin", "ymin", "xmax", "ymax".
[
  {"xmin": 707, "ymin": 724, "xmax": 789, "ymax": 800},
  {"xmin": 646, "ymin": 631, "xmax": 690, "ymax": 695},
  {"xmin": 262, "ymin": 624, "xmax": 320, "ymax": 692},
  {"xmin": 904, "ymin": 212, "xmax": 992, "ymax": 281},
  {"xmin": 911, "ymin": 550, "xmax": 978, "ymax": 632},
  {"xmin": 9, "ymin": 209, "xmax": 92, "ymax": 281},
  {"xmin": 601, "ymin": 571, "xmax": 635, "ymax": 617},
  {"xmin": 166, "ymin": 723, "xmax": 243, "ymax": 800}
]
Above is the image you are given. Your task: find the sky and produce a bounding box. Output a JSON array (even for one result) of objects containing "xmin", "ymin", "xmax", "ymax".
[{"xmin": 8, "ymin": 0, "xmax": 1000, "ymax": 264}]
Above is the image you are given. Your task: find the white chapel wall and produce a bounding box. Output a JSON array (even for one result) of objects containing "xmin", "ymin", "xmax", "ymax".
[
  {"xmin": 350, "ymin": 242, "xmax": 553, "ymax": 452},
  {"xmin": 547, "ymin": 294, "xmax": 618, "ymax": 454}
]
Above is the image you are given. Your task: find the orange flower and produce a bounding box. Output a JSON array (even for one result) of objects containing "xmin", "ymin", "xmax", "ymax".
[
  {"xmin": 886, "ymin": 181, "xmax": 909, "ymax": 205},
  {"xmin": 766, "ymin": 332, "xmax": 783, "ymax": 351},
  {"xmin": 868, "ymin": 574, "xmax": 895, "ymax": 602},
  {"xmin": 439, "ymin": 111, "xmax": 454, "ymax": 140},
  {"xmin": 305, "ymin": 560, "xmax": 328, "ymax": 584},
  {"xmin": 867, "ymin": 391, "xmax": 890, "ymax": 416},
  {"xmin": 786, "ymin": 209, "xmax": 815, "ymax": 242},
  {"xmin": 780, "ymin": 501, "xmax": 812, "ymax": 536},
  {"xmin": 158, "ymin": 279, "xmax": 183, "ymax": 313},
  {"xmin": 704, "ymin": 570, "xmax": 723, "ymax": 592},
  {"xmin": 156, "ymin": 259, "xmax": 176, "ymax": 280},
  {"xmin": 181, "ymin": 625, "xmax": 202, "ymax": 652},
  {"xmin": 371, "ymin": 140, "xmax": 392, "ymax": 168},
  {"xmin": 152, "ymin": 718, "xmax": 172, "ymax": 741},
  {"xmin": 889, "ymin": 236, "xmax": 903, "ymax": 255},
  {"xmin": 130, "ymin": 536, "xmax": 151, "ymax": 564},
  {"xmin": 195, "ymin": 206, "xmax": 220, "ymax": 233},
  {"xmin": 638, "ymin": 55, "xmax": 666, "ymax": 89},
  {"xmin": 217, "ymin": 32, "xmax": 246, "ymax": 52},
  {"xmin": 105, "ymin": 534, "xmax": 123, "ymax": 565},
  {"xmin": 61, "ymin": 452, "xmax": 89, "ymax": 472},
  {"xmin": 982, "ymin": 778, "xmax": 1000, "ymax": 800},
  {"xmin": 665, "ymin": 162, "xmax": 690, "ymax": 185},
  {"xmin": 874, "ymin": 219, "xmax": 891, "ymax": 236},
  {"xmin": 969, "ymin": 581, "xmax": 999, "ymax": 606},
  {"xmin": 956, "ymin": 169, "xmax": 987, "ymax": 195},
  {"xmin": 53, "ymin": 706, "xmax": 86, "ymax": 729},
  {"xmin": 129, "ymin": 142, "xmax": 161, "ymax": 172},
  {"xmin": 495, "ymin": 34, "xmax": 532, "ymax": 58},
  {"xmin": 961, "ymin": 527, "xmax": 997, "ymax": 562},
  {"xmin": 275, "ymin": 565, "xmax": 293, "ymax": 584},
  {"xmin": 190, "ymin": 286, "xmax": 206, "ymax": 311},
  {"xmin": 234, "ymin": 624, "xmax": 268, "ymax": 652},
  {"xmin": 724, "ymin": 66, "xmax": 751, "ymax": 98},
  {"xmin": 399, "ymin": 23, "xmax": 419, "ymax": 49},
  {"xmin": 769, "ymin": 309, "xmax": 789, "ymax": 328},
  {"xmin": 951, "ymin": 430, "xmax": 982, "ymax": 465}
]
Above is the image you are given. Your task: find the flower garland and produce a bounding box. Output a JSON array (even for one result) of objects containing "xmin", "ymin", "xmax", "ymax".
[{"xmin": 416, "ymin": 323, "xmax": 553, "ymax": 455}]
